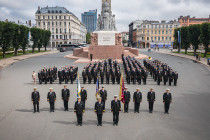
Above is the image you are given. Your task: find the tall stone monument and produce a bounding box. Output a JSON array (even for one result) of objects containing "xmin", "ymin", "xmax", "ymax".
[{"xmin": 88, "ymin": 0, "xmax": 125, "ymax": 59}]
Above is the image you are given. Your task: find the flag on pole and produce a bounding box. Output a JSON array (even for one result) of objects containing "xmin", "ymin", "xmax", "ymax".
[
  {"xmin": 77, "ymin": 72, "xmax": 81, "ymax": 98},
  {"xmin": 119, "ymin": 71, "xmax": 125, "ymax": 103},
  {"xmin": 95, "ymin": 78, "xmax": 100, "ymax": 99}
]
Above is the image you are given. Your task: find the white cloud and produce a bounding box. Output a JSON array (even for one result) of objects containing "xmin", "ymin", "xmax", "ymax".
[{"xmin": 0, "ymin": 0, "xmax": 209, "ymax": 31}]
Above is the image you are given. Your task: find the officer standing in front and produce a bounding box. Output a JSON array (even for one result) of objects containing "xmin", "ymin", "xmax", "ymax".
[
  {"xmin": 74, "ymin": 97, "xmax": 85, "ymax": 126},
  {"xmin": 111, "ymin": 95, "xmax": 121, "ymax": 126},
  {"xmin": 99, "ymin": 87, "xmax": 107, "ymax": 110},
  {"xmin": 124, "ymin": 87, "xmax": 130, "ymax": 113},
  {"xmin": 163, "ymin": 88, "xmax": 172, "ymax": 114},
  {"xmin": 62, "ymin": 85, "xmax": 70, "ymax": 111},
  {"xmin": 147, "ymin": 88, "xmax": 156, "ymax": 113},
  {"xmin": 80, "ymin": 87, "xmax": 87, "ymax": 108},
  {"xmin": 31, "ymin": 87, "xmax": 40, "ymax": 113},
  {"xmin": 133, "ymin": 88, "xmax": 142, "ymax": 113},
  {"xmin": 47, "ymin": 88, "xmax": 56, "ymax": 112},
  {"xmin": 94, "ymin": 97, "xmax": 105, "ymax": 126}
]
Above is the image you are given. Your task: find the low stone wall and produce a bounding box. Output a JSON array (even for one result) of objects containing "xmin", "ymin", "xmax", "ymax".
[{"xmin": 73, "ymin": 48, "xmax": 83, "ymax": 56}]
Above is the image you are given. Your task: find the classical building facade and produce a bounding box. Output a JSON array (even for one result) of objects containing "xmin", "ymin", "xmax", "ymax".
[
  {"xmin": 178, "ymin": 15, "xmax": 210, "ymax": 27},
  {"xmin": 35, "ymin": 6, "xmax": 86, "ymax": 48},
  {"xmin": 121, "ymin": 31, "xmax": 129, "ymax": 46},
  {"xmin": 137, "ymin": 20, "xmax": 180, "ymax": 48},
  {"xmin": 81, "ymin": 9, "xmax": 97, "ymax": 33}
]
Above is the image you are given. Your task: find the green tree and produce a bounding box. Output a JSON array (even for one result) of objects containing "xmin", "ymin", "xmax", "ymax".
[
  {"xmin": 188, "ymin": 24, "xmax": 201, "ymax": 56},
  {"xmin": 12, "ymin": 24, "xmax": 21, "ymax": 56},
  {"xmin": 181, "ymin": 26, "xmax": 190, "ymax": 54},
  {"xmin": 30, "ymin": 27, "xmax": 39, "ymax": 53},
  {"xmin": 19, "ymin": 25, "xmax": 29, "ymax": 54},
  {"xmin": 173, "ymin": 28, "xmax": 180, "ymax": 51},
  {"xmin": 37, "ymin": 29, "xmax": 43, "ymax": 52},
  {"xmin": 200, "ymin": 23, "xmax": 210, "ymax": 57},
  {"xmin": 86, "ymin": 33, "xmax": 91, "ymax": 44},
  {"xmin": 42, "ymin": 30, "xmax": 51, "ymax": 51},
  {"xmin": 0, "ymin": 21, "xmax": 4, "ymax": 49},
  {"xmin": 1, "ymin": 22, "xmax": 15, "ymax": 58}
]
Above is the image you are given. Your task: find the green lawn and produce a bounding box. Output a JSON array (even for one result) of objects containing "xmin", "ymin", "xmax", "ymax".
[
  {"xmin": 173, "ymin": 51, "xmax": 210, "ymax": 58},
  {"xmin": 0, "ymin": 50, "xmax": 48, "ymax": 60}
]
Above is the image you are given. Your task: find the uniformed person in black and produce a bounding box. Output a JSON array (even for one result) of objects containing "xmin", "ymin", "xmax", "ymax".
[
  {"xmin": 47, "ymin": 88, "xmax": 56, "ymax": 112},
  {"xmin": 80, "ymin": 87, "xmax": 87, "ymax": 108},
  {"xmin": 123, "ymin": 87, "xmax": 130, "ymax": 113},
  {"xmin": 38, "ymin": 71, "xmax": 42, "ymax": 84},
  {"xmin": 62, "ymin": 85, "xmax": 70, "ymax": 111},
  {"xmin": 74, "ymin": 97, "xmax": 85, "ymax": 126},
  {"xmin": 133, "ymin": 88, "xmax": 142, "ymax": 113},
  {"xmin": 58, "ymin": 69, "xmax": 63, "ymax": 84},
  {"xmin": 111, "ymin": 95, "xmax": 121, "ymax": 126},
  {"xmin": 94, "ymin": 97, "xmax": 105, "ymax": 126},
  {"xmin": 147, "ymin": 88, "xmax": 156, "ymax": 113},
  {"xmin": 174, "ymin": 71, "xmax": 178, "ymax": 86},
  {"xmin": 82, "ymin": 69, "xmax": 87, "ymax": 84},
  {"xmin": 99, "ymin": 87, "xmax": 107, "ymax": 110},
  {"xmin": 31, "ymin": 87, "xmax": 40, "ymax": 113},
  {"xmin": 163, "ymin": 71, "xmax": 168, "ymax": 85},
  {"xmin": 163, "ymin": 89, "xmax": 172, "ymax": 114}
]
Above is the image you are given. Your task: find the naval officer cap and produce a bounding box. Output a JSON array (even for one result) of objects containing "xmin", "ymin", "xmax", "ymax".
[
  {"xmin": 114, "ymin": 95, "xmax": 118, "ymax": 98},
  {"xmin": 125, "ymin": 87, "xmax": 128, "ymax": 89},
  {"xmin": 166, "ymin": 88, "xmax": 170, "ymax": 91},
  {"xmin": 77, "ymin": 96, "xmax": 81, "ymax": 99},
  {"xmin": 34, "ymin": 87, "xmax": 37, "ymax": 90},
  {"xmin": 49, "ymin": 87, "xmax": 53, "ymax": 90}
]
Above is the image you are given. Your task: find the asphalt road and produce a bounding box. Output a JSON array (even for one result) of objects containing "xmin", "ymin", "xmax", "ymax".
[{"xmin": 0, "ymin": 50, "xmax": 209, "ymax": 140}]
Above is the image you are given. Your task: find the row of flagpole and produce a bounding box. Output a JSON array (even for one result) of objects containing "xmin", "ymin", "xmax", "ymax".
[{"xmin": 76, "ymin": 71, "xmax": 126, "ymax": 113}]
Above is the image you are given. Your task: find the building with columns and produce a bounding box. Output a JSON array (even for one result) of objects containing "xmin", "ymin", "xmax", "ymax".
[
  {"xmin": 178, "ymin": 15, "xmax": 210, "ymax": 27},
  {"xmin": 35, "ymin": 6, "xmax": 86, "ymax": 48},
  {"xmin": 137, "ymin": 20, "xmax": 180, "ymax": 48}
]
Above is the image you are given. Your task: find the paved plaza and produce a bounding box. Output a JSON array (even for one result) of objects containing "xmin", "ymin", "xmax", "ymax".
[{"xmin": 0, "ymin": 50, "xmax": 209, "ymax": 140}]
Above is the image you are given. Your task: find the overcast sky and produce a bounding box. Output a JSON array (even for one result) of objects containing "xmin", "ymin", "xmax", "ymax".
[{"xmin": 0, "ymin": 0, "xmax": 209, "ymax": 31}]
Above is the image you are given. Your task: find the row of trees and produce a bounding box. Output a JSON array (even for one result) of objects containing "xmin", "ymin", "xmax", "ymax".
[
  {"xmin": 174, "ymin": 23, "xmax": 210, "ymax": 57},
  {"xmin": 0, "ymin": 21, "xmax": 51, "ymax": 58}
]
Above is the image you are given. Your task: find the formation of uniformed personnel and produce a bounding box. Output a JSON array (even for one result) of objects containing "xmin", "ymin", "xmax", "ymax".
[
  {"xmin": 94, "ymin": 97, "xmax": 105, "ymax": 126},
  {"xmin": 123, "ymin": 87, "xmax": 130, "ymax": 113},
  {"xmin": 122, "ymin": 56, "xmax": 148, "ymax": 85},
  {"xmin": 37, "ymin": 65, "xmax": 78, "ymax": 85},
  {"xmin": 143, "ymin": 59, "xmax": 178, "ymax": 86},
  {"xmin": 80, "ymin": 87, "xmax": 87, "ymax": 108},
  {"xmin": 47, "ymin": 88, "xmax": 56, "ymax": 112},
  {"xmin": 74, "ymin": 97, "xmax": 85, "ymax": 126},
  {"xmin": 31, "ymin": 87, "xmax": 40, "ymax": 113},
  {"xmin": 99, "ymin": 87, "xmax": 107, "ymax": 110},
  {"xmin": 82, "ymin": 59, "xmax": 121, "ymax": 84},
  {"xmin": 147, "ymin": 88, "xmax": 156, "ymax": 113},
  {"xmin": 62, "ymin": 85, "xmax": 70, "ymax": 111},
  {"xmin": 163, "ymin": 88, "xmax": 172, "ymax": 114},
  {"xmin": 133, "ymin": 88, "xmax": 142, "ymax": 113},
  {"xmin": 111, "ymin": 95, "xmax": 121, "ymax": 126}
]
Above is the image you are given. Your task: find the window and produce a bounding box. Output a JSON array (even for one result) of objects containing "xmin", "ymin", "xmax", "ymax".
[
  {"xmin": 60, "ymin": 22, "xmax": 62, "ymax": 26},
  {"xmin": 147, "ymin": 25, "xmax": 149, "ymax": 28},
  {"xmin": 56, "ymin": 35, "xmax": 58, "ymax": 39},
  {"xmin": 170, "ymin": 25, "xmax": 172, "ymax": 28},
  {"xmin": 48, "ymin": 16, "xmax": 50, "ymax": 19},
  {"xmin": 152, "ymin": 25, "xmax": 153, "ymax": 29},
  {"xmin": 166, "ymin": 30, "xmax": 168, "ymax": 34},
  {"xmin": 69, "ymin": 22, "xmax": 70, "ymax": 26},
  {"xmin": 162, "ymin": 25, "xmax": 164, "ymax": 28},
  {"xmin": 155, "ymin": 25, "xmax": 157, "ymax": 28},
  {"xmin": 158, "ymin": 37, "xmax": 160, "ymax": 41},
  {"xmin": 151, "ymin": 30, "xmax": 153, "ymax": 34},
  {"xmin": 169, "ymin": 37, "xmax": 172, "ymax": 40},
  {"xmin": 69, "ymin": 35, "xmax": 71, "ymax": 39},
  {"xmin": 155, "ymin": 37, "xmax": 157, "ymax": 41},
  {"xmin": 43, "ymin": 16, "xmax": 45, "ymax": 19},
  {"xmin": 38, "ymin": 16, "xmax": 40, "ymax": 20},
  {"xmin": 60, "ymin": 28, "xmax": 62, "ymax": 33},
  {"xmin": 43, "ymin": 22, "xmax": 45, "ymax": 26},
  {"xmin": 56, "ymin": 16, "xmax": 57, "ymax": 19},
  {"xmin": 170, "ymin": 30, "xmax": 172, "ymax": 34},
  {"xmin": 52, "ymin": 35, "xmax": 54, "ymax": 39},
  {"xmin": 151, "ymin": 37, "xmax": 153, "ymax": 41},
  {"xmin": 64, "ymin": 22, "xmax": 66, "ymax": 26},
  {"xmin": 64, "ymin": 28, "xmax": 66, "ymax": 33},
  {"xmin": 159, "ymin": 30, "xmax": 161, "ymax": 34},
  {"xmin": 52, "ymin": 28, "xmax": 54, "ymax": 33},
  {"xmin": 64, "ymin": 16, "xmax": 66, "ymax": 19},
  {"xmin": 56, "ymin": 22, "xmax": 57, "ymax": 26},
  {"xmin": 147, "ymin": 37, "xmax": 149, "ymax": 40},
  {"xmin": 162, "ymin": 37, "xmax": 164, "ymax": 41},
  {"xmin": 60, "ymin": 35, "xmax": 62, "ymax": 39},
  {"xmin": 56, "ymin": 28, "xmax": 58, "ymax": 33},
  {"xmin": 52, "ymin": 16, "xmax": 53, "ymax": 19},
  {"xmin": 166, "ymin": 25, "xmax": 168, "ymax": 28},
  {"xmin": 162, "ymin": 30, "xmax": 164, "ymax": 34},
  {"xmin": 52, "ymin": 22, "xmax": 54, "ymax": 26},
  {"xmin": 165, "ymin": 37, "xmax": 168, "ymax": 40},
  {"xmin": 159, "ymin": 25, "xmax": 161, "ymax": 28},
  {"xmin": 147, "ymin": 30, "xmax": 149, "ymax": 34},
  {"xmin": 60, "ymin": 16, "xmax": 62, "ymax": 19},
  {"xmin": 155, "ymin": 30, "xmax": 157, "ymax": 34},
  {"xmin": 38, "ymin": 22, "xmax": 40, "ymax": 26},
  {"xmin": 48, "ymin": 22, "xmax": 50, "ymax": 26},
  {"xmin": 69, "ymin": 29, "xmax": 70, "ymax": 33}
]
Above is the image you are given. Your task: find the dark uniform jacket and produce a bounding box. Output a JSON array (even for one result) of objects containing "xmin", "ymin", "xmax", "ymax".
[
  {"xmin": 111, "ymin": 100, "xmax": 121, "ymax": 113},
  {"xmin": 124, "ymin": 91, "xmax": 130, "ymax": 102},
  {"xmin": 147, "ymin": 92, "xmax": 156, "ymax": 102},
  {"xmin": 74, "ymin": 101, "xmax": 85, "ymax": 114},
  {"xmin": 133, "ymin": 92, "xmax": 142, "ymax": 103},
  {"xmin": 62, "ymin": 89, "xmax": 70, "ymax": 100},
  {"xmin": 163, "ymin": 92, "xmax": 172, "ymax": 103},
  {"xmin": 80, "ymin": 90, "xmax": 87, "ymax": 101},
  {"xmin": 32, "ymin": 91, "xmax": 40, "ymax": 103},
  {"xmin": 99, "ymin": 90, "xmax": 107, "ymax": 101},
  {"xmin": 47, "ymin": 92, "xmax": 56, "ymax": 102},
  {"xmin": 94, "ymin": 102, "xmax": 105, "ymax": 114}
]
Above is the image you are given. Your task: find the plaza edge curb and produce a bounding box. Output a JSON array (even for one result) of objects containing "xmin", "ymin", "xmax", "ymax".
[
  {"xmin": 0, "ymin": 51, "xmax": 59, "ymax": 70},
  {"xmin": 155, "ymin": 51, "xmax": 210, "ymax": 70}
]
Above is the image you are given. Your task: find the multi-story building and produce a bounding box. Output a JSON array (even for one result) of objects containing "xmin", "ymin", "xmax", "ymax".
[
  {"xmin": 128, "ymin": 20, "xmax": 144, "ymax": 47},
  {"xmin": 137, "ymin": 20, "xmax": 180, "ymax": 48},
  {"xmin": 121, "ymin": 31, "xmax": 129, "ymax": 46},
  {"xmin": 178, "ymin": 15, "xmax": 210, "ymax": 27},
  {"xmin": 81, "ymin": 9, "xmax": 97, "ymax": 33},
  {"xmin": 80, "ymin": 23, "xmax": 87, "ymax": 43},
  {"xmin": 35, "ymin": 6, "xmax": 85, "ymax": 48}
]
